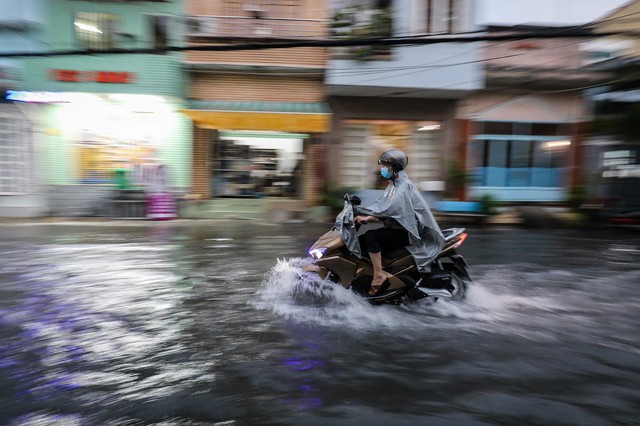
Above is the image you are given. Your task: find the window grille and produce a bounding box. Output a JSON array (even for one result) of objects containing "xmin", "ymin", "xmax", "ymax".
[
  {"xmin": 75, "ymin": 12, "xmax": 119, "ymax": 50},
  {"xmin": 0, "ymin": 111, "xmax": 33, "ymax": 195}
]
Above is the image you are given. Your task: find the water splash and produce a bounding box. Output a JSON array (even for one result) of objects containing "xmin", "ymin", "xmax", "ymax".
[
  {"xmin": 254, "ymin": 259, "xmax": 612, "ymax": 341},
  {"xmin": 254, "ymin": 258, "xmax": 418, "ymax": 332},
  {"xmin": 253, "ymin": 258, "xmax": 541, "ymax": 334}
]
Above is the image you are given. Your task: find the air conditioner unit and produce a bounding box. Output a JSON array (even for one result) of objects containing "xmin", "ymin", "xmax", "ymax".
[
  {"xmin": 244, "ymin": 4, "xmax": 266, "ymax": 19},
  {"xmin": 186, "ymin": 16, "xmax": 216, "ymax": 37},
  {"xmin": 254, "ymin": 27, "xmax": 272, "ymax": 36}
]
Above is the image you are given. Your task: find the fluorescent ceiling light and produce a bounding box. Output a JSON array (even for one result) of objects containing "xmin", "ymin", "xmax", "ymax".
[
  {"xmin": 543, "ymin": 140, "xmax": 571, "ymax": 149},
  {"xmin": 75, "ymin": 21, "xmax": 102, "ymax": 34},
  {"xmin": 417, "ymin": 121, "xmax": 441, "ymax": 131}
]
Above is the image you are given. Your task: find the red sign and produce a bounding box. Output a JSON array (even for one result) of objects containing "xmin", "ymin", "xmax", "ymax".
[{"xmin": 49, "ymin": 69, "xmax": 136, "ymax": 84}]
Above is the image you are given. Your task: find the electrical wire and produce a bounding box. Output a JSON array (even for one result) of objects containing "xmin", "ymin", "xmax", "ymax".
[
  {"xmin": 4, "ymin": 4, "xmax": 640, "ymax": 94},
  {"xmin": 2, "ymin": 27, "xmax": 639, "ymax": 58},
  {"xmin": 326, "ymin": 9, "xmax": 640, "ymax": 79},
  {"xmin": 322, "ymin": 32, "xmax": 619, "ymax": 84}
]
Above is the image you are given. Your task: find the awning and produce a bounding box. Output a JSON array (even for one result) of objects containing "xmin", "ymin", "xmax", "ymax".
[{"xmin": 182, "ymin": 100, "xmax": 332, "ymax": 133}]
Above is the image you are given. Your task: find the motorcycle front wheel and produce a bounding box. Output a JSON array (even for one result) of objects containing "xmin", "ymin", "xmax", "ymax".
[{"xmin": 445, "ymin": 267, "xmax": 470, "ymax": 300}]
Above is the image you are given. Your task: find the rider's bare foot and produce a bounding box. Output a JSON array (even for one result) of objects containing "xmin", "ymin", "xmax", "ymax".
[{"xmin": 369, "ymin": 273, "xmax": 387, "ymax": 296}]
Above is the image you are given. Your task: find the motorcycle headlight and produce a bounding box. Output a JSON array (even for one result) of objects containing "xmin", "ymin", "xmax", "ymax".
[{"xmin": 309, "ymin": 247, "xmax": 328, "ymax": 260}]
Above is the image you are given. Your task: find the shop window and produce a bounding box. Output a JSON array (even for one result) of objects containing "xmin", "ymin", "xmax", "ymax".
[
  {"xmin": 472, "ymin": 138, "xmax": 569, "ymax": 187},
  {"xmin": 75, "ymin": 12, "xmax": 119, "ymax": 50},
  {"xmin": 474, "ymin": 118, "xmax": 572, "ymax": 187},
  {"xmin": 213, "ymin": 133, "xmax": 303, "ymax": 198},
  {"xmin": 484, "ymin": 139, "xmax": 506, "ymax": 186},
  {"xmin": 508, "ymin": 140, "xmax": 532, "ymax": 186},
  {"xmin": 53, "ymin": 95, "xmax": 172, "ymax": 185},
  {"xmin": 0, "ymin": 112, "xmax": 32, "ymax": 194}
]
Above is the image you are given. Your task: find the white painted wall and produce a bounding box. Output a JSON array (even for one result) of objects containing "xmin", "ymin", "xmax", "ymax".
[{"xmin": 327, "ymin": 42, "xmax": 483, "ymax": 93}]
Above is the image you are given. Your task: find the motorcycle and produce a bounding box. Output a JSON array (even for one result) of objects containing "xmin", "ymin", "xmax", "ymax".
[{"xmin": 302, "ymin": 195, "xmax": 472, "ymax": 305}]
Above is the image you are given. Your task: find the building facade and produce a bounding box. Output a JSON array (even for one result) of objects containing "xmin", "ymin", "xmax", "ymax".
[
  {"xmin": 326, "ymin": 0, "xmax": 481, "ymax": 196},
  {"xmin": 182, "ymin": 0, "xmax": 331, "ymax": 205},
  {"xmin": 326, "ymin": 1, "xmax": 616, "ymax": 205},
  {"xmin": 584, "ymin": 0, "xmax": 640, "ymax": 221},
  {"xmin": 10, "ymin": 0, "xmax": 191, "ymax": 216},
  {"xmin": 459, "ymin": 25, "xmax": 613, "ymax": 202}
]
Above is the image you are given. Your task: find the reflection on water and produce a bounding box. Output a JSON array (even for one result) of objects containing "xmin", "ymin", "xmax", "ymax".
[{"xmin": 0, "ymin": 224, "xmax": 639, "ymax": 425}]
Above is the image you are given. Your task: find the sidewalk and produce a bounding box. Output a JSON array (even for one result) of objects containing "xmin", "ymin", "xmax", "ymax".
[
  {"xmin": 0, "ymin": 206, "xmax": 584, "ymax": 229},
  {"xmin": 0, "ymin": 217, "xmax": 268, "ymax": 227},
  {"xmin": 435, "ymin": 205, "xmax": 586, "ymax": 228}
]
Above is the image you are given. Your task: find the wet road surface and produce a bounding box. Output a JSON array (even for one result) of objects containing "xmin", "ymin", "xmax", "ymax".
[{"xmin": 0, "ymin": 221, "xmax": 639, "ymax": 425}]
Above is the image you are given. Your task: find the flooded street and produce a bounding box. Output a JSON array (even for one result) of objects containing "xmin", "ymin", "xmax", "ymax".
[{"xmin": 0, "ymin": 221, "xmax": 639, "ymax": 425}]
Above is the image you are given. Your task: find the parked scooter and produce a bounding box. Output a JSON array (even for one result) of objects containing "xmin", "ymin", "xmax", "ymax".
[{"xmin": 303, "ymin": 195, "xmax": 472, "ymax": 305}]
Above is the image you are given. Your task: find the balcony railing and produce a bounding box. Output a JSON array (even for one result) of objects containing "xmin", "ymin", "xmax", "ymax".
[
  {"xmin": 485, "ymin": 64, "xmax": 614, "ymax": 90},
  {"xmin": 186, "ymin": 15, "xmax": 329, "ymax": 40}
]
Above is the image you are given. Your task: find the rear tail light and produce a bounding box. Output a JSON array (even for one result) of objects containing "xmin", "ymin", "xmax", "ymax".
[{"xmin": 450, "ymin": 233, "xmax": 468, "ymax": 250}]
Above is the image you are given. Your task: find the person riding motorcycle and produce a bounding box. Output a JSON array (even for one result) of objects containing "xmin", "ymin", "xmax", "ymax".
[{"xmin": 350, "ymin": 149, "xmax": 445, "ymax": 296}]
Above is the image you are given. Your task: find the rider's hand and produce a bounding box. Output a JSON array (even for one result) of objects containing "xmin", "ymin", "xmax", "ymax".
[{"xmin": 355, "ymin": 215, "xmax": 375, "ymax": 224}]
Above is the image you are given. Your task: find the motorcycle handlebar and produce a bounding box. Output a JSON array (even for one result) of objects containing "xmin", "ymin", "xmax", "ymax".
[{"xmin": 344, "ymin": 193, "xmax": 362, "ymax": 206}]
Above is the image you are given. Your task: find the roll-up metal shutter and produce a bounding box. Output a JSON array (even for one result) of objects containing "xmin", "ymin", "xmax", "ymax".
[
  {"xmin": 340, "ymin": 124, "xmax": 374, "ymax": 189},
  {"xmin": 410, "ymin": 129, "xmax": 443, "ymax": 186}
]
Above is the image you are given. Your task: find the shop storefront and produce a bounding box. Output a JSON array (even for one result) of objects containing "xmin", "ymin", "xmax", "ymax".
[
  {"xmin": 8, "ymin": 0, "xmax": 190, "ymax": 216},
  {"xmin": 8, "ymin": 88, "xmax": 191, "ymax": 215},
  {"xmin": 337, "ymin": 119, "xmax": 445, "ymax": 190},
  {"xmin": 467, "ymin": 121, "xmax": 573, "ymax": 202},
  {"xmin": 459, "ymin": 94, "xmax": 587, "ymax": 202},
  {"xmin": 327, "ymin": 96, "xmax": 456, "ymax": 194},
  {"xmin": 15, "ymin": 54, "xmax": 191, "ymax": 215},
  {"xmin": 183, "ymin": 101, "xmax": 331, "ymax": 202}
]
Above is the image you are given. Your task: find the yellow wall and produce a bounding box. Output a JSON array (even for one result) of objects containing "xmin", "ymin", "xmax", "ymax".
[{"xmin": 594, "ymin": 1, "xmax": 640, "ymax": 57}]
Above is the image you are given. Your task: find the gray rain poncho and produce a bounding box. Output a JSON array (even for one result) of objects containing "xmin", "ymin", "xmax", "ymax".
[{"xmin": 335, "ymin": 170, "xmax": 445, "ymax": 272}]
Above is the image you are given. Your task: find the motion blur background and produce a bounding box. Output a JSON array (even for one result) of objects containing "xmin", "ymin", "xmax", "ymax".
[{"xmin": 0, "ymin": 0, "xmax": 639, "ymax": 225}]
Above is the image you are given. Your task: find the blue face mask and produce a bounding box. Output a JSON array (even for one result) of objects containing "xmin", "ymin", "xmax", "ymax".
[{"xmin": 380, "ymin": 166, "xmax": 393, "ymax": 179}]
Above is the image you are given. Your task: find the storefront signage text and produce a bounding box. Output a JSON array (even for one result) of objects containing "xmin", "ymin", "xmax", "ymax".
[
  {"xmin": 49, "ymin": 69, "xmax": 136, "ymax": 84},
  {"xmin": 602, "ymin": 149, "xmax": 640, "ymax": 178}
]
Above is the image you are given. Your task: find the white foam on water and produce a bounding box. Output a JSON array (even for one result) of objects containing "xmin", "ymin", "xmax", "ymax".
[
  {"xmin": 253, "ymin": 259, "xmax": 533, "ymax": 333},
  {"xmin": 254, "ymin": 258, "xmax": 418, "ymax": 332}
]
